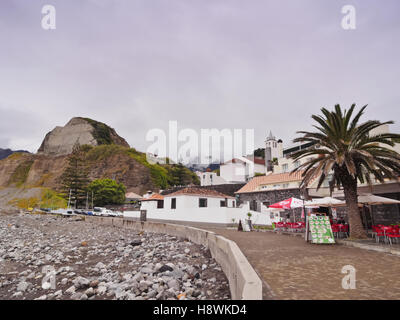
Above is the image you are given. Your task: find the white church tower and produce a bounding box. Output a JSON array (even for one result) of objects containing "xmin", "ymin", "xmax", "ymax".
[{"xmin": 264, "ymin": 131, "xmax": 283, "ymax": 172}]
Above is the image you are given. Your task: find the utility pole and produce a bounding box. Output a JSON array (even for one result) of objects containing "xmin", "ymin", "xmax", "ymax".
[{"xmin": 67, "ymin": 189, "xmax": 72, "ymax": 209}]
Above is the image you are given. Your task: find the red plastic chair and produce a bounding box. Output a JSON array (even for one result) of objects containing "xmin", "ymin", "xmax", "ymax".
[
  {"xmin": 387, "ymin": 228, "xmax": 400, "ymax": 245},
  {"xmin": 331, "ymin": 224, "xmax": 340, "ymax": 238},
  {"xmin": 337, "ymin": 224, "xmax": 349, "ymax": 238},
  {"xmin": 375, "ymin": 228, "xmax": 385, "ymax": 243}
]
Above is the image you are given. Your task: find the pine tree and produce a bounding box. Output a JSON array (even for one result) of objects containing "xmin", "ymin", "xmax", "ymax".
[{"xmin": 59, "ymin": 142, "xmax": 90, "ymax": 208}]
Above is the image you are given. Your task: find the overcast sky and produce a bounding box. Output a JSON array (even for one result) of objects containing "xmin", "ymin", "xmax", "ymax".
[{"xmin": 1, "ymin": 0, "xmax": 399, "ymax": 155}]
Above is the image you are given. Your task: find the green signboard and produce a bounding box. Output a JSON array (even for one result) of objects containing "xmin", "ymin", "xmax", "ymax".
[{"xmin": 309, "ymin": 215, "xmax": 335, "ymax": 244}]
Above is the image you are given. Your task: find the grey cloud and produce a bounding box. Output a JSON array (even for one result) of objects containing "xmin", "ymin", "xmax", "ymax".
[{"xmin": 0, "ymin": 0, "xmax": 399, "ymax": 153}]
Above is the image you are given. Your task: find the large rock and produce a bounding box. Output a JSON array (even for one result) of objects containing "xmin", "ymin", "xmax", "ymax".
[{"xmin": 37, "ymin": 117, "xmax": 129, "ymax": 156}]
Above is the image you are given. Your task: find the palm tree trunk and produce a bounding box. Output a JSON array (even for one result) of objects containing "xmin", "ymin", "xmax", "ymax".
[{"xmin": 342, "ymin": 178, "xmax": 367, "ymax": 239}]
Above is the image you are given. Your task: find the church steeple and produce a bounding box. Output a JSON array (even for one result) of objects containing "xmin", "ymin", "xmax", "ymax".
[{"xmin": 266, "ymin": 130, "xmax": 276, "ymax": 141}]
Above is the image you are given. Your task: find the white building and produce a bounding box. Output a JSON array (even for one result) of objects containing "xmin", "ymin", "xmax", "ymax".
[
  {"xmin": 196, "ymin": 171, "xmax": 228, "ymax": 186},
  {"xmin": 219, "ymin": 157, "xmax": 266, "ymax": 183},
  {"xmin": 265, "ymin": 131, "xmax": 283, "ymax": 162},
  {"xmin": 125, "ymin": 187, "xmax": 279, "ymax": 226}
]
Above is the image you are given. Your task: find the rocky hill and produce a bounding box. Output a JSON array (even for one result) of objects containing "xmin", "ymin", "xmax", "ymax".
[
  {"xmin": 38, "ymin": 117, "xmax": 130, "ymax": 156},
  {"xmin": 0, "ymin": 117, "xmax": 199, "ymax": 209}
]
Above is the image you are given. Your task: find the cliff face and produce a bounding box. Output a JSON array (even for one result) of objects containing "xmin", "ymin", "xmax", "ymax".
[
  {"xmin": 0, "ymin": 150, "xmax": 156, "ymax": 195},
  {"xmin": 0, "ymin": 117, "xmax": 199, "ymax": 207},
  {"xmin": 37, "ymin": 117, "xmax": 130, "ymax": 156},
  {"xmin": 0, "ymin": 117, "xmax": 155, "ymax": 196}
]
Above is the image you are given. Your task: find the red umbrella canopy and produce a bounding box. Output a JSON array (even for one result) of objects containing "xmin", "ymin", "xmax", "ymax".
[{"xmin": 269, "ymin": 197, "xmax": 303, "ymax": 209}]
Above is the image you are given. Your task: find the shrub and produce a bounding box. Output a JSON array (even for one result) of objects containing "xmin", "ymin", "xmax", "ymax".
[{"xmin": 87, "ymin": 178, "xmax": 126, "ymax": 206}]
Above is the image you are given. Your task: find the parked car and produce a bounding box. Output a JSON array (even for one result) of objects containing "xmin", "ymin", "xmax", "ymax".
[
  {"xmin": 93, "ymin": 207, "xmax": 114, "ymax": 217},
  {"xmin": 113, "ymin": 211, "xmax": 123, "ymax": 218}
]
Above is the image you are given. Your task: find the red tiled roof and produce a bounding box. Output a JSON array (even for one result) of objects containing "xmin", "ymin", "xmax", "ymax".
[
  {"xmin": 166, "ymin": 187, "xmax": 234, "ymax": 199},
  {"xmin": 253, "ymin": 157, "xmax": 265, "ymax": 165},
  {"xmin": 236, "ymin": 171, "xmax": 304, "ymax": 194},
  {"xmin": 223, "ymin": 157, "xmax": 265, "ymax": 166},
  {"xmin": 125, "ymin": 192, "xmax": 142, "ymax": 199},
  {"xmin": 141, "ymin": 193, "xmax": 164, "ymax": 201}
]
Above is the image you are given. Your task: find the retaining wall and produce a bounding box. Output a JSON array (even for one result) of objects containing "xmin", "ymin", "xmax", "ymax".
[{"xmin": 85, "ymin": 216, "xmax": 262, "ymax": 300}]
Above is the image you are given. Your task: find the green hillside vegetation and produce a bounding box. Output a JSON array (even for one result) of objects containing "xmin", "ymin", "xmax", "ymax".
[
  {"xmin": 87, "ymin": 178, "xmax": 126, "ymax": 206},
  {"xmin": 9, "ymin": 188, "xmax": 67, "ymax": 210},
  {"xmin": 6, "ymin": 152, "xmax": 26, "ymax": 160},
  {"xmin": 8, "ymin": 159, "xmax": 34, "ymax": 187},
  {"xmin": 79, "ymin": 117, "xmax": 114, "ymax": 145},
  {"xmin": 82, "ymin": 144, "xmax": 199, "ymax": 189}
]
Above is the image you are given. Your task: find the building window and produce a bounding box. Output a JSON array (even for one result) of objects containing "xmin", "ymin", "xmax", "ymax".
[
  {"xmin": 294, "ymin": 160, "xmax": 300, "ymax": 169},
  {"xmin": 250, "ymin": 200, "xmax": 257, "ymax": 211},
  {"xmin": 157, "ymin": 200, "xmax": 164, "ymax": 209},
  {"xmin": 199, "ymin": 198, "xmax": 208, "ymax": 208},
  {"xmin": 282, "ymin": 164, "xmax": 289, "ymax": 172},
  {"xmin": 220, "ymin": 198, "xmax": 228, "ymax": 207},
  {"xmin": 171, "ymin": 198, "xmax": 176, "ymax": 209}
]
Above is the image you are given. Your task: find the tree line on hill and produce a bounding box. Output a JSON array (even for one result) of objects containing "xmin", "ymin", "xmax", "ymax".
[{"xmin": 59, "ymin": 143, "xmax": 199, "ymax": 207}]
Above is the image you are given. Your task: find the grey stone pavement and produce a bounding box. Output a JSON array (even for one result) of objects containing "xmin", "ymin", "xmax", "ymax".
[{"xmin": 206, "ymin": 228, "xmax": 400, "ymax": 300}]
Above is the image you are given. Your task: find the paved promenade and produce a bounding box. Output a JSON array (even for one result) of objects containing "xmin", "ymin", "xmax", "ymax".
[{"xmin": 207, "ymin": 228, "xmax": 400, "ymax": 300}]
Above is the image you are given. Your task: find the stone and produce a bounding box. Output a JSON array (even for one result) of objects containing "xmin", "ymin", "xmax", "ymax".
[
  {"xmin": 90, "ymin": 280, "xmax": 99, "ymax": 288},
  {"xmin": 42, "ymin": 282, "xmax": 52, "ymax": 290},
  {"xmin": 140, "ymin": 267, "xmax": 154, "ymax": 274},
  {"xmin": 167, "ymin": 279, "xmax": 180, "ymax": 291},
  {"xmin": 95, "ymin": 262, "xmax": 106, "ymax": 269},
  {"xmin": 54, "ymin": 290, "xmax": 63, "ymax": 297},
  {"xmin": 0, "ymin": 214, "xmax": 230, "ymax": 301},
  {"xmin": 73, "ymin": 276, "xmax": 90, "ymax": 289},
  {"xmin": 97, "ymin": 286, "xmax": 107, "ymax": 295},
  {"xmin": 17, "ymin": 281, "xmax": 31, "ymax": 292},
  {"xmin": 169, "ymin": 270, "xmax": 184, "ymax": 279},
  {"xmin": 65, "ymin": 285, "xmax": 76, "ymax": 295},
  {"xmin": 147, "ymin": 290, "xmax": 157, "ymax": 298},
  {"xmin": 71, "ymin": 292, "xmax": 83, "ymax": 300},
  {"xmin": 192, "ymin": 290, "xmax": 201, "ymax": 298},
  {"xmin": 12, "ymin": 292, "xmax": 23, "ymax": 298},
  {"xmin": 130, "ymin": 240, "xmax": 142, "ymax": 247},
  {"xmin": 85, "ymin": 287, "xmax": 95, "ymax": 297},
  {"xmin": 158, "ymin": 265, "xmax": 173, "ymax": 273},
  {"xmin": 115, "ymin": 288, "xmax": 127, "ymax": 299},
  {"xmin": 80, "ymin": 293, "xmax": 88, "ymax": 300}
]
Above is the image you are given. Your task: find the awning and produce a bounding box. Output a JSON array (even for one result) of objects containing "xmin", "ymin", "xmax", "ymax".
[
  {"xmin": 305, "ymin": 197, "xmax": 346, "ymax": 208},
  {"xmin": 357, "ymin": 194, "xmax": 400, "ymax": 205},
  {"xmin": 269, "ymin": 197, "xmax": 304, "ymax": 209}
]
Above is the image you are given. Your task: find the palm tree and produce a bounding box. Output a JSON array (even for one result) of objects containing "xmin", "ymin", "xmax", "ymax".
[{"xmin": 291, "ymin": 104, "xmax": 400, "ymax": 239}]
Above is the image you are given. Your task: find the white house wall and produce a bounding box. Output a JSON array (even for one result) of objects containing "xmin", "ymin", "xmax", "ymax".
[
  {"xmin": 126, "ymin": 196, "xmax": 277, "ymax": 226},
  {"xmin": 220, "ymin": 162, "xmax": 248, "ymax": 182}
]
